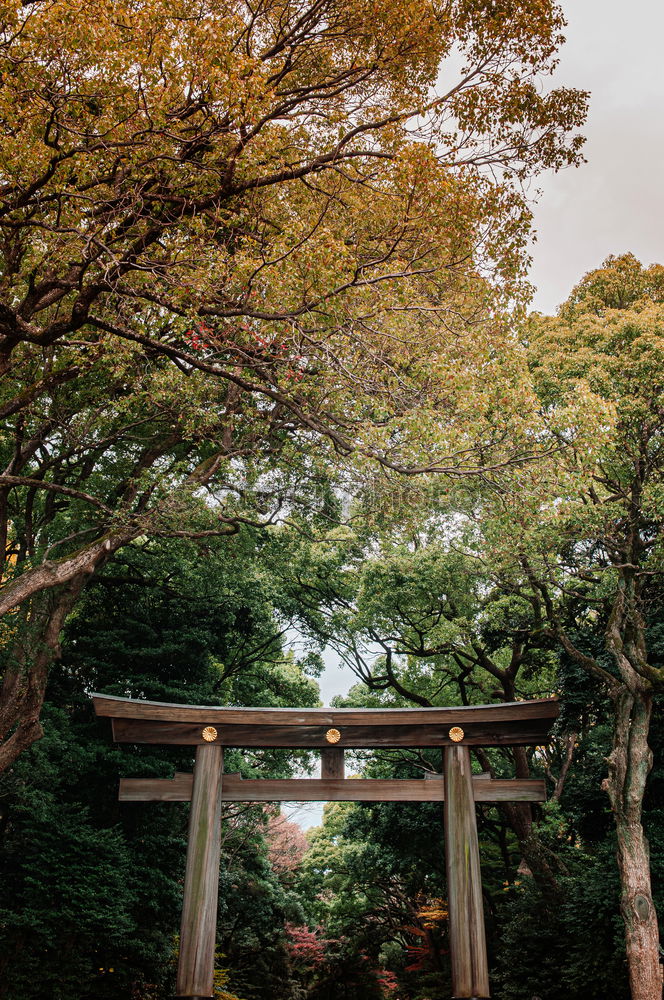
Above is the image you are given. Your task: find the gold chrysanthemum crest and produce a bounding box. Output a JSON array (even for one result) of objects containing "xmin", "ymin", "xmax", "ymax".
[
  {"xmin": 325, "ymin": 728, "xmax": 341, "ymax": 744},
  {"xmin": 202, "ymin": 726, "xmax": 218, "ymax": 742},
  {"xmin": 448, "ymin": 726, "xmax": 464, "ymax": 743}
]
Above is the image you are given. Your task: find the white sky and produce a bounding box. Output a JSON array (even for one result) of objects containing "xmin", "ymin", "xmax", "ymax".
[{"xmin": 529, "ymin": 0, "xmax": 664, "ymax": 313}]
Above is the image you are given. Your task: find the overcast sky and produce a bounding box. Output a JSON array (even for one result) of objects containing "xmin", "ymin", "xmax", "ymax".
[{"xmin": 529, "ymin": 0, "xmax": 664, "ymax": 313}]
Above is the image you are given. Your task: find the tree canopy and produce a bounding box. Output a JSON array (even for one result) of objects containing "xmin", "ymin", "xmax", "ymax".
[{"xmin": 0, "ymin": 0, "xmax": 587, "ymax": 768}]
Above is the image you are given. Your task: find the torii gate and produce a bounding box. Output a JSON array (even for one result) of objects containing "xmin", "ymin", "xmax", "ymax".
[{"xmin": 93, "ymin": 695, "xmax": 559, "ymax": 1000}]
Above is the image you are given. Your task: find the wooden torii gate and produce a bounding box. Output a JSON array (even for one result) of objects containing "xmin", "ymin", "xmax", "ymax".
[{"xmin": 93, "ymin": 695, "xmax": 559, "ymax": 1000}]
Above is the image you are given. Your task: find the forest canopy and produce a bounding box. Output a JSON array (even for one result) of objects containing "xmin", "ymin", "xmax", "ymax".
[
  {"xmin": 0, "ymin": 0, "xmax": 587, "ymax": 768},
  {"xmin": 2, "ymin": 3, "xmax": 663, "ymax": 1000}
]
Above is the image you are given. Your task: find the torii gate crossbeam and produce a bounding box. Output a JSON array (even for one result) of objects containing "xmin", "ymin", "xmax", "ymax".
[{"xmin": 93, "ymin": 695, "xmax": 559, "ymax": 1000}]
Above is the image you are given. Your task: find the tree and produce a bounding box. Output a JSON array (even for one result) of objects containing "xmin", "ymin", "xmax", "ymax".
[
  {"xmin": 300, "ymin": 799, "xmax": 441, "ymax": 1000},
  {"xmin": 0, "ymin": 532, "xmax": 318, "ymax": 1000},
  {"xmin": 268, "ymin": 253, "xmax": 664, "ymax": 996},
  {"xmin": 0, "ymin": 0, "xmax": 587, "ymax": 768},
  {"xmin": 478, "ymin": 254, "xmax": 664, "ymax": 999},
  {"xmin": 266, "ymin": 814, "xmax": 310, "ymax": 877},
  {"xmin": 269, "ymin": 528, "xmax": 568, "ymax": 890}
]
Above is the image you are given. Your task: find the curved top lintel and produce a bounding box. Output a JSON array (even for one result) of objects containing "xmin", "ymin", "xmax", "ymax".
[{"xmin": 92, "ymin": 693, "xmax": 559, "ymax": 729}]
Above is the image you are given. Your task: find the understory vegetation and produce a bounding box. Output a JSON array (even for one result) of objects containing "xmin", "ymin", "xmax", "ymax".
[{"xmin": 2, "ymin": 527, "xmax": 663, "ymax": 1000}]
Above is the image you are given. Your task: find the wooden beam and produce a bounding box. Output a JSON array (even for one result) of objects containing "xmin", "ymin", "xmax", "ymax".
[
  {"xmin": 120, "ymin": 772, "xmax": 194, "ymax": 801},
  {"xmin": 110, "ymin": 716, "xmax": 555, "ymax": 748},
  {"xmin": 119, "ymin": 774, "xmax": 546, "ymax": 803},
  {"xmin": 94, "ymin": 692, "xmax": 559, "ymax": 728},
  {"xmin": 176, "ymin": 745, "xmax": 223, "ymax": 999},
  {"xmin": 444, "ymin": 745, "xmax": 490, "ymax": 999}
]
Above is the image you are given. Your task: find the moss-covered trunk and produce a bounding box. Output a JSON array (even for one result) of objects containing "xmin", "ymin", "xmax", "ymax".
[{"xmin": 605, "ymin": 688, "xmax": 662, "ymax": 1000}]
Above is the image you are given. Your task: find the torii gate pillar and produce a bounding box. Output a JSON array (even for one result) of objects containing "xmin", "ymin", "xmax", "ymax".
[
  {"xmin": 445, "ymin": 744, "xmax": 490, "ymax": 999},
  {"xmin": 177, "ymin": 744, "xmax": 224, "ymax": 998}
]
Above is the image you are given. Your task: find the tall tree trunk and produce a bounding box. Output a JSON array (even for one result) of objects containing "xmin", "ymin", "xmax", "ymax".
[
  {"xmin": 0, "ymin": 529, "xmax": 136, "ymax": 772},
  {"xmin": 0, "ymin": 577, "xmax": 87, "ymax": 771},
  {"xmin": 604, "ymin": 687, "xmax": 662, "ymax": 1000}
]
